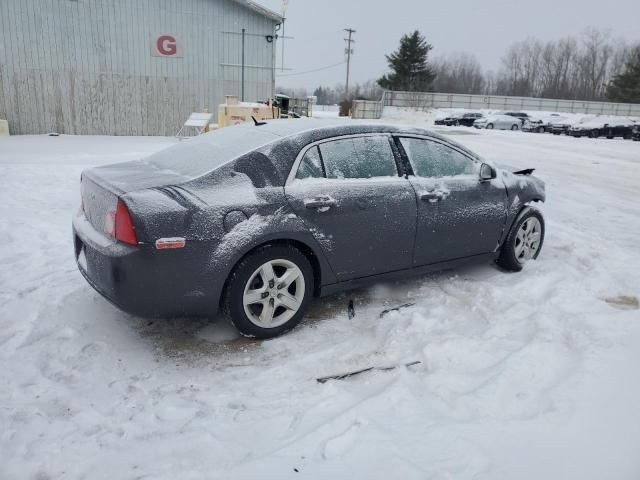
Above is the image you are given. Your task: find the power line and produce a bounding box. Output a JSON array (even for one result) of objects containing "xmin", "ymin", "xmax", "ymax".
[{"xmin": 275, "ymin": 61, "xmax": 346, "ymax": 77}]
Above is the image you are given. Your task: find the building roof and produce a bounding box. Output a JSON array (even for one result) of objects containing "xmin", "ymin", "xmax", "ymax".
[{"xmin": 232, "ymin": 0, "xmax": 283, "ymax": 22}]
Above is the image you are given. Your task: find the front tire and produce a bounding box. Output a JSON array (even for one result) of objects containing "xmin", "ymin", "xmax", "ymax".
[
  {"xmin": 224, "ymin": 244, "xmax": 314, "ymax": 339},
  {"xmin": 486, "ymin": 123, "xmax": 494, "ymax": 130},
  {"xmin": 511, "ymin": 124, "xmax": 520, "ymax": 131},
  {"xmin": 497, "ymin": 208, "xmax": 545, "ymax": 272}
]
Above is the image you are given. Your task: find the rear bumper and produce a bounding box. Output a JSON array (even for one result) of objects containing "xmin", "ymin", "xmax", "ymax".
[{"xmin": 72, "ymin": 211, "xmax": 220, "ymax": 318}]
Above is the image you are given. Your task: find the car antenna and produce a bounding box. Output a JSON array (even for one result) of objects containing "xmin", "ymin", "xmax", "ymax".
[{"xmin": 252, "ymin": 116, "xmax": 267, "ymax": 126}]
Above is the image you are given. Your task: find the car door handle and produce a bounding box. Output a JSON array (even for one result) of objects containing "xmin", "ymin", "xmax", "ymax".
[
  {"xmin": 420, "ymin": 191, "xmax": 445, "ymax": 202},
  {"xmin": 304, "ymin": 196, "xmax": 336, "ymax": 209}
]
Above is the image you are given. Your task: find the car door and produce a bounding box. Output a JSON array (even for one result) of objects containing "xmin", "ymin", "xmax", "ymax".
[
  {"xmin": 396, "ymin": 136, "xmax": 508, "ymax": 267},
  {"xmin": 497, "ymin": 116, "xmax": 510, "ymax": 129},
  {"xmin": 285, "ymin": 134, "xmax": 417, "ymax": 281}
]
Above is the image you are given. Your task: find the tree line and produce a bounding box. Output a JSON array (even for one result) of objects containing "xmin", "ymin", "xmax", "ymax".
[{"xmin": 279, "ymin": 27, "xmax": 640, "ymax": 104}]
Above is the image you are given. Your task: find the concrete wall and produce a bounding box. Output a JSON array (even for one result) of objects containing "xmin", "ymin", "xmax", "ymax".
[
  {"xmin": 0, "ymin": 0, "xmax": 279, "ymax": 135},
  {"xmin": 383, "ymin": 91, "xmax": 640, "ymax": 117}
]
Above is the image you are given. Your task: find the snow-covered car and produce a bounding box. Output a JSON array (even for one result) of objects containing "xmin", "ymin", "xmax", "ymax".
[
  {"xmin": 73, "ymin": 119, "xmax": 546, "ymax": 339},
  {"xmin": 434, "ymin": 113, "xmax": 463, "ymax": 126},
  {"xmin": 549, "ymin": 116, "xmax": 587, "ymax": 135},
  {"xmin": 457, "ymin": 112, "xmax": 484, "ymax": 127},
  {"xmin": 436, "ymin": 113, "xmax": 483, "ymax": 127},
  {"xmin": 474, "ymin": 114, "xmax": 523, "ymax": 130},
  {"xmin": 523, "ymin": 114, "xmax": 564, "ymax": 133},
  {"xmin": 569, "ymin": 117, "xmax": 636, "ymax": 139},
  {"xmin": 504, "ymin": 112, "xmax": 530, "ymax": 125}
]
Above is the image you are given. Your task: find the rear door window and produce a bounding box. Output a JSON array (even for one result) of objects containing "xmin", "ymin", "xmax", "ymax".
[{"xmin": 318, "ymin": 136, "xmax": 397, "ymax": 179}]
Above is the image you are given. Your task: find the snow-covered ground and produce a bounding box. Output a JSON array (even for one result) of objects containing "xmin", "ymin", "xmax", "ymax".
[{"xmin": 1, "ymin": 119, "xmax": 640, "ymax": 479}]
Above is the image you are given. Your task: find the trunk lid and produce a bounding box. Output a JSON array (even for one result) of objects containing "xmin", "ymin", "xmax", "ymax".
[{"xmin": 80, "ymin": 160, "xmax": 190, "ymax": 236}]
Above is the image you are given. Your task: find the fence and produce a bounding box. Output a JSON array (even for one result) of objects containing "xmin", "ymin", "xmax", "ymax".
[
  {"xmin": 351, "ymin": 99, "xmax": 384, "ymax": 119},
  {"xmin": 381, "ymin": 91, "xmax": 640, "ymax": 117},
  {"xmin": 352, "ymin": 91, "xmax": 640, "ymax": 119}
]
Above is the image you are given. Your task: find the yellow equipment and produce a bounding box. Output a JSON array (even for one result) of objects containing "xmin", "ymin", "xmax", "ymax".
[
  {"xmin": 0, "ymin": 119, "xmax": 9, "ymax": 136},
  {"xmin": 217, "ymin": 96, "xmax": 278, "ymax": 129}
]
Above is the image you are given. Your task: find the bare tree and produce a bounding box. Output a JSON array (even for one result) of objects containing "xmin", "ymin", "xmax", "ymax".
[
  {"xmin": 432, "ymin": 53, "xmax": 485, "ymax": 94},
  {"xmin": 575, "ymin": 27, "xmax": 613, "ymax": 100}
]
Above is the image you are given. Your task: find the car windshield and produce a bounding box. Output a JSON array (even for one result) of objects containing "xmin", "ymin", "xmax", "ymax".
[{"xmin": 143, "ymin": 126, "xmax": 280, "ymax": 178}]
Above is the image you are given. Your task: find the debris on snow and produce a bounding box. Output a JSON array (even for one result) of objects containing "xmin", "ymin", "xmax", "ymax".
[{"xmin": 316, "ymin": 361, "xmax": 422, "ymax": 383}]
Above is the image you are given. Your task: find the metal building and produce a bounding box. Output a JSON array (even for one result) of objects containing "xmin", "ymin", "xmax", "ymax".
[{"xmin": 0, "ymin": 0, "xmax": 282, "ymax": 135}]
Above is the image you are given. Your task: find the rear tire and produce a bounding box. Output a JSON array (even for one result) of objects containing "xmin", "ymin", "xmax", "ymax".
[
  {"xmin": 511, "ymin": 124, "xmax": 520, "ymax": 131},
  {"xmin": 486, "ymin": 123, "xmax": 494, "ymax": 130},
  {"xmin": 224, "ymin": 244, "xmax": 314, "ymax": 339},
  {"xmin": 497, "ymin": 208, "xmax": 545, "ymax": 272}
]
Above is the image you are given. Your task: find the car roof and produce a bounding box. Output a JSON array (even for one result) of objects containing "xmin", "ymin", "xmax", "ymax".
[
  {"xmin": 207, "ymin": 117, "xmax": 463, "ymax": 147},
  {"xmin": 232, "ymin": 117, "xmax": 419, "ymax": 137},
  {"xmin": 148, "ymin": 118, "xmax": 483, "ymax": 188}
]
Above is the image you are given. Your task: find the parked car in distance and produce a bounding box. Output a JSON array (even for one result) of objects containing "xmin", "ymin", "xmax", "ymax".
[
  {"xmin": 435, "ymin": 112, "xmax": 484, "ymax": 127},
  {"xmin": 434, "ymin": 113, "xmax": 464, "ymax": 126},
  {"xmin": 474, "ymin": 114, "xmax": 523, "ymax": 130},
  {"xmin": 457, "ymin": 112, "xmax": 484, "ymax": 127},
  {"xmin": 569, "ymin": 117, "xmax": 636, "ymax": 139},
  {"xmin": 73, "ymin": 119, "xmax": 546, "ymax": 339},
  {"xmin": 504, "ymin": 112, "xmax": 530, "ymax": 125},
  {"xmin": 549, "ymin": 116, "xmax": 589, "ymax": 135},
  {"xmin": 523, "ymin": 114, "xmax": 564, "ymax": 133}
]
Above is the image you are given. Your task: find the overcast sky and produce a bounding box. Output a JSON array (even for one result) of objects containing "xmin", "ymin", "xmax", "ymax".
[{"xmin": 258, "ymin": 0, "xmax": 640, "ymax": 91}]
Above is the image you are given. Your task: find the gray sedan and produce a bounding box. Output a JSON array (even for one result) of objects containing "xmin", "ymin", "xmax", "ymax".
[
  {"xmin": 474, "ymin": 114, "xmax": 523, "ymax": 130},
  {"xmin": 73, "ymin": 119, "xmax": 546, "ymax": 338}
]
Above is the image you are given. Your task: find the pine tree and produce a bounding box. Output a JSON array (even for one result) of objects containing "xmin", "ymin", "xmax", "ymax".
[
  {"xmin": 607, "ymin": 47, "xmax": 640, "ymax": 103},
  {"xmin": 313, "ymin": 86, "xmax": 326, "ymax": 105},
  {"xmin": 378, "ymin": 31, "xmax": 436, "ymax": 92}
]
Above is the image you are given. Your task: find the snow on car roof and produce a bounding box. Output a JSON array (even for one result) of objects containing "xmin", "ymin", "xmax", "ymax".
[{"xmin": 144, "ymin": 118, "xmax": 477, "ymax": 180}]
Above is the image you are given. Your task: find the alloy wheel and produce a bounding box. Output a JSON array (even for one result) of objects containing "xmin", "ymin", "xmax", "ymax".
[
  {"xmin": 514, "ymin": 217, "xmax": 542, "ymax": 264},
  {"xmin": 242, "ymin": 259, "xmax": 305, "ymax": 328}
]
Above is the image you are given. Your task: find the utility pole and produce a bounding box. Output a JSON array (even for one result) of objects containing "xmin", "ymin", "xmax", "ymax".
[
  {"xmin": 344, "ymin": 28, "xmax": 356, "ymax": 96},
  {"xmin": 241, "ymin": 28, "xmax": 246, "ymax": 101},
  {"xmin": 281, "ymin": 0, "xmax": 289, "ymax": 72}
]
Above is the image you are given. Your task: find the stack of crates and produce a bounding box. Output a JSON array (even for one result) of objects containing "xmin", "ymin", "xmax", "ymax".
[{"xmin": 217, "ymin": 96, "xmax": 278, "ymax": 128}]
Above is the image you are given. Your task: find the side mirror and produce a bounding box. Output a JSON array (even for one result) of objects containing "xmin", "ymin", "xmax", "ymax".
[{"xmin": 480, "ymin": 163, "xmax": 496, "ymax": 181}]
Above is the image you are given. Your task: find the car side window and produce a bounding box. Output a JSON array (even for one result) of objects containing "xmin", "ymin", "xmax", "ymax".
[
  {"xmin": 295, "ymin": 146, "xmax": 324, "ymax": 179},
  {"xmin": 318, "ymin": 136, "xmax": 397, "ymax": 179},
  {"xmin": 399, "ymin": 138, "xmax": 478, "ymax": 178}
]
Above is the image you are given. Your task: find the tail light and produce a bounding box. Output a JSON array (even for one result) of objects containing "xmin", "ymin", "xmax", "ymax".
[{"xmin": 105, "ymin": 199, "xmax": 138, "ymax": 245}]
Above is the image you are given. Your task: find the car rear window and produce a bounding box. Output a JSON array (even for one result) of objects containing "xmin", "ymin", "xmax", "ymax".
[{"xmin": 143, "ymin": 126, "xmax": 280, "ymax": 178}]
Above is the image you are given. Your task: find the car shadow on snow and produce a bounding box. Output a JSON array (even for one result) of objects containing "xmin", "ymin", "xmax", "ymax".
[
  {"xmin": 71, "ymin": 260, "xmax": 506, "ymax": 367},
  {"xmin": 96, "ymin": 264, "xmax": 497, "ymax": 367}
]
